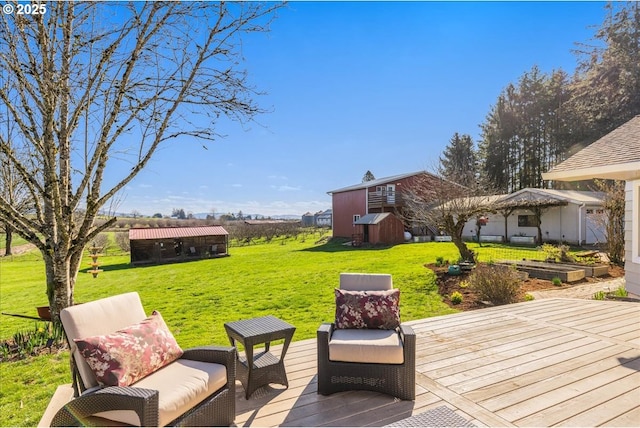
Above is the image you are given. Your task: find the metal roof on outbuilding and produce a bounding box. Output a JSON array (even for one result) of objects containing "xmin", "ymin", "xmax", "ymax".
[
  {"xmin": 327, "ymin": 171, "xmax": 429, "ymax": 194},
  {"xmin": 129, "ymin": 226, "xmax": 228, "ymax": 241},
  {"xmin": 354, "ymin": 213, "xmax": 392, "ymax": 225}
]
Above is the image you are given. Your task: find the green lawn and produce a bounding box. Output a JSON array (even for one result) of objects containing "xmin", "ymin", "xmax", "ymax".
[{"xmin": 0, "ymin": 235, "xmax": 543, "ymax": 426}]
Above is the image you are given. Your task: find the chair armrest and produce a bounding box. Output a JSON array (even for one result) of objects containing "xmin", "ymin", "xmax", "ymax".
[
  {"xmin": 317, "ymin": 323, "xmax": 334, "ymax": 360},
  {"xmin": 182, "ymin": 345, "xmax": 235, "ymax": 366},
  {"xmin": 399, "ymin": 324, "xmax": 415, "ymax": 341},
  {"xmin": 51, "ymin": 386, "xmax": 159, "ymax": 426},
  {"xmin": 317, "ymin": 322, "xmax": 334, "ymax": 338},
  {"xmin": 399, "ymin": 324, "xmax": 416, "ymax": 365}
]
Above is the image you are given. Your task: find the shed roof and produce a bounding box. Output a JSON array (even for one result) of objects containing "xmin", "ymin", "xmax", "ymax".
[
  {"xmin": 129, "ymin": 226, "xmax": 228, "ymax": 241},
  {"xmin": 543, "ymin": 115, "xmax": 640, "ymax": 181},
  {"xmin": 354, "ymin": 213, "xmax": 393, "ymax": 225}
]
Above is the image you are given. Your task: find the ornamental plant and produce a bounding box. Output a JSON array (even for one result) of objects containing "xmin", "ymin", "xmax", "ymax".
[
  {"xmin": 470, "ymin": 264, "xmax": 521, "ymax": 305},
  {"xmin": 450, "ymin": 291, "xmax": 463, "ymax": 305}
]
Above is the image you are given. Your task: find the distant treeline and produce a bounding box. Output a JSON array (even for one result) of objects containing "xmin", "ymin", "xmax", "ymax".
[{"xmin": 96, "ymin": 216, "xmax": 326, "ymax": 251}]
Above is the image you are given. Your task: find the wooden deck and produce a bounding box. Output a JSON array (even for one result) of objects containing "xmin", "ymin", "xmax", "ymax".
[
  {"xmin": 40, "ymin": 298, "xmax": 640, "ymax": 427},
  {"xmin": 234, "ymin": 298, "xmax": 640, "ymax": 427}
]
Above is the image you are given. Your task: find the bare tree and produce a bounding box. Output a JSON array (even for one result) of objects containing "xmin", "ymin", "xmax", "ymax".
[
  {"xmin": 594, "ymin": 179, "xmax": 625, "ymax": 265},
  {"xmin": 0, "ymin": 2, "xmax": 280, "ymax": 318},
  {"xmin": 0, "ymin": 143, "xmax": 31, "ymax": 255},
  {"xmin": 401, "ymin": 174, "xmax": 495, "ymax": 263},
  {"xmin": 0, "ymin": 78, "xmax": 32, "ymax": 256}
]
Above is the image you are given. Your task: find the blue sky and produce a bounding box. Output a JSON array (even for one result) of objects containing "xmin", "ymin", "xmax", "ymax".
[{"xmin": 118, "ymin": 1, "xmax": 607, "ymax": 218}]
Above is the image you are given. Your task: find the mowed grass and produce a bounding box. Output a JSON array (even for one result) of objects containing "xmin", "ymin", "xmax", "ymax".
[{"xmin": 0, "ymin": 234, "xmax": 542, "ymax": 426}]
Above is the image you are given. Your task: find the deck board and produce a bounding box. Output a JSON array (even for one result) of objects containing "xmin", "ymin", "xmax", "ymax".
[{"xmin": 39, "ymin": 298, "xmax": 640, "ymax": 427}]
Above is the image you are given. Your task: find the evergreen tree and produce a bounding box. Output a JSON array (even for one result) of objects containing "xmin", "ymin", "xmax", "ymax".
[
  {"xmin": 439, "ymin": 133, "xmax": 477, "ymax": 187},
  {"xmin": 567, "ymin": 1, "xmax": 640, "ymax": 144},
  {"xmin": 362, "ymin": 170, "xmax": 376, "ymax": 182}
]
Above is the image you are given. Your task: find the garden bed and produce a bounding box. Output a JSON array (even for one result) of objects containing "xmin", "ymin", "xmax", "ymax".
[{"xmin": 428, "ymin": 263, "xmax": 625, "ymax": 311}]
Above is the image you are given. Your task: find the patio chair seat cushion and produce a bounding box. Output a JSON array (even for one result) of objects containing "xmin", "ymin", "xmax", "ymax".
[
  {"xmin": 329, "ymin": 329, "xmax": 404, "ymax": 364},
  {"xmin": 94, "ymin": 358, "xmax": 227, "ymax": 426}
]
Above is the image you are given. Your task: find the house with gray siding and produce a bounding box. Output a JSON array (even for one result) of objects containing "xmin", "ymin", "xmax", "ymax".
[{"xmin": 543, "ymin": 115, "xmax": 640, "ymax": 297}]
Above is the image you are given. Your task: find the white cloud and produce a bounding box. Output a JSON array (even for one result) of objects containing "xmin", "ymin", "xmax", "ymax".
[{"xmin": 277, "ymin": 185, "xmax": 300, "ymax": 192}]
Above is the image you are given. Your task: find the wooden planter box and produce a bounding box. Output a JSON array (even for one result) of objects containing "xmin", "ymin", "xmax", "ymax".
[{"xmin": 496, "ymin": 260, "xmax": 585, "ymax": 283}]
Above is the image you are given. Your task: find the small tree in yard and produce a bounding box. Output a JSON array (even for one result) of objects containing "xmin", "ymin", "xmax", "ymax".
[
  {"xmin": 0, "ymin": 2, "xmax": 280, "ymax": 320},
  {"xmin": 402, "ymin": 174, "xmax": 495, "ymax": 263}
]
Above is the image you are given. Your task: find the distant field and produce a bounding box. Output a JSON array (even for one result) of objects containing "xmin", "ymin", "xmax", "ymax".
[{"xmin": 0, "ymin": 234, "xmax": 546, "ymax": 426}]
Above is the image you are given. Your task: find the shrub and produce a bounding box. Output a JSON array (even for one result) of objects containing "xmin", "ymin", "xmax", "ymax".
[
  {"xmin": 592, "ymin": 290, "xmax": 606, "ymax": 300},
  {"xmin": 524, "ymin": 293, "xmax": 535, "ymax": 301},
  {"xmin": 552, "ymin": 277, "xmax": 562, "ymax": 286},
  {"xmin": 613, "ymin": 286, "xmax": 628, "ymax": 297},
  {"xmin": 540, "ymin": 243, "xmax": 575, "ymax": 263},
  {"xmin": 450, "ymin": 291, "xmax": 463, "ymax": 305},
  {"xmin": 459, "ymin": 280, "xmax": 470, "ymax": 289},
  {"xmin": 469, "ymin": 264, "xmax": 521, "ymax": 305},
  {"xmin": 435, "ymin": 256, "xmax": 445, "ymax": 267}
]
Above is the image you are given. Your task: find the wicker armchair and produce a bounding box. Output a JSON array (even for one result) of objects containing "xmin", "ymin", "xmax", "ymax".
[
  {"xmin": 51, "ymin": 292, "xmax": 236, "ymax": 427},
  {"xmin": 317, "ymin": 273, "xmax": 416, "ymax": 400}
]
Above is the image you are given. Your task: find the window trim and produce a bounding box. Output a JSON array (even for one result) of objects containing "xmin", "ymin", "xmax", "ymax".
[
  {"xmin": 517, "ymin": 214, "xmax": 537, "ymax": 228},
  {"xmin": 632, "ymin": 180, "xmax": 640, "ymax": 263}
]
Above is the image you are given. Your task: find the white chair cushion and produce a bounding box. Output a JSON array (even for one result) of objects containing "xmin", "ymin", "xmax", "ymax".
[
  {"xmin": 94, "ymin": 359, "xmax": 227, "ymax": 426},
  {"xmin": 339, "ymin": 273, "xmax": 393, "ymax": 291},
  {"xmin": 329, "ymin": 329, "xmax": 404, "ymax": 364}
]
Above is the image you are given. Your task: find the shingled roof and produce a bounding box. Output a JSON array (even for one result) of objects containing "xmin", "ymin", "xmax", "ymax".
[{"xmin": 543, "ymin": 115, "xmax": 640, "ymax": 181}]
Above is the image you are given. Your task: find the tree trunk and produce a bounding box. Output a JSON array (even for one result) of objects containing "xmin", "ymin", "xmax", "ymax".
[
  {"xmin": 441, "ymin": 213, "xmax": 477, "ymax": 263},
  {"xmin": 43, "ymin": 246, "xmax": 83, "ymax": 321},
  {"xmin": 4, "ymin": 225, "xmax": 12, "ymax": 255},
  {"xmin": 452, "ymin": 235, "xmax": 476, "ymax": 263}
]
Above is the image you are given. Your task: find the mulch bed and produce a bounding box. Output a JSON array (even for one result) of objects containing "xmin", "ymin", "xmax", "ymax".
[{"xmin": 429, "ymin": 263, "xmax": 625, "ymax": 311}]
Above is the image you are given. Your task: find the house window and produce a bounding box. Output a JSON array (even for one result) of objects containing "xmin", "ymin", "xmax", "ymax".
[
  {"xmin": 353, "ymin": 214, "xmax": 360, "ymax": 224},
  {"xmin": 518, "ymin": 215, "xmax": 537, "ymax": 227}
]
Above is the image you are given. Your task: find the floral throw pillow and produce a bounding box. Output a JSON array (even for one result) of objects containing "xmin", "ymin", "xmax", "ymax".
[
  {"xmin": 74, "ymin": 310, "xmax": 183, "ymax": 387},
  {"xmin": 335, "ymin": 288, "xmax": 401, "ymax": 330}
]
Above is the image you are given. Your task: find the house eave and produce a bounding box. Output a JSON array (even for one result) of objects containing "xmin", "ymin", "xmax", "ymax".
[{"xmin": 543, "ymin": 162, "xmax": 640, "ymax": 182}]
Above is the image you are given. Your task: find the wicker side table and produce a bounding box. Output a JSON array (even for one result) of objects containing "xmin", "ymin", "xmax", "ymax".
[{"xmin": 224, "ymin": 315, "xmax": 296, "ymax": 399}]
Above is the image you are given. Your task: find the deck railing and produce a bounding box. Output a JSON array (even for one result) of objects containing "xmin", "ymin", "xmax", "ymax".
[{"xmin": 368, "ymin": 191, "xmax": 403, "ymax": 209}]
